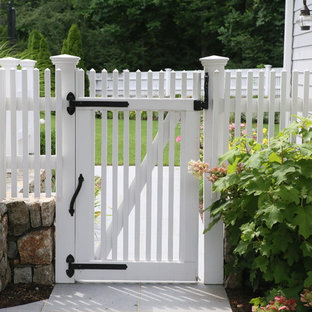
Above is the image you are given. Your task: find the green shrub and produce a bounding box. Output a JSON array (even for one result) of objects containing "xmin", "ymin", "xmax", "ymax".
[
  {"xmin": 206, "ymin": 116, "xmax": 312, "ymax": 298},
  {"xmin": 40, "ymin": 128, "xmax": 56, "ymax": 155}
]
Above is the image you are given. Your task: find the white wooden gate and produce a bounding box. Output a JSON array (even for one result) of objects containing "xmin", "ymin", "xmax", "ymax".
[{"xmin": 59, "ymin": 65, "xmax": 202, "ymax": 282}]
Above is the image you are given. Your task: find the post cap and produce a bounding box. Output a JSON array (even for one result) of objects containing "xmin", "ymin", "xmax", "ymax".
[
  {"xmin": 0, "ymin": 57, "xmax": 20, "ymax": 69},
  {"xmin": 50, "ymin": 54, "xmax": 80, "ymax": 66},
  {"xmin": 199, "ymin": 55, "xmax": 229, "ymax": 68},
  {"xmin": 20, "ymin": 59, "xmax": 37, "ymax": 68}
]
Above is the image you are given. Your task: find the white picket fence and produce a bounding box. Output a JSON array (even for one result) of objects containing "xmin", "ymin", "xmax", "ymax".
[
  {"xmin": 0, "ymin": 58, "xmax": 62, "ymax": 200},
  {"xmin": 88, "ymin": 65, "xmax": 283, "ymax": 98},
  {"xmin": 1, "ymin": 54, "xmax": 312, "ymax": 286}
]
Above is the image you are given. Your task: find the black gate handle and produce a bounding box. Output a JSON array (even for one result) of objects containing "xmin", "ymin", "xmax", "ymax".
[{"xmin": 69, "ymin": 174, "xmax": 84, "ymax": 216}]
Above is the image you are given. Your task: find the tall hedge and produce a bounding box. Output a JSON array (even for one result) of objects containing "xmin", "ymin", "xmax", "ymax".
[
  {"xmin": 28, "ymin": 30, "xmax": 43, "ymax": 60},
  {"xmin": 61, "ymin": 24, "xmax": 84, "ymax": 68}
]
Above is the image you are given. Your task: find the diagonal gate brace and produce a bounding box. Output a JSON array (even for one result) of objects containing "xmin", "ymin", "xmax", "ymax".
[{"xmin": 66, "ymin": 254, "xmax": 127, "ymax": 278}]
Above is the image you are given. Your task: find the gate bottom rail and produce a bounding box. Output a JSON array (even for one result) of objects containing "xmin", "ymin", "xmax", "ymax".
[{"xmin": 66, "ymin": 254, "xmax": 128, "ymax": 278}]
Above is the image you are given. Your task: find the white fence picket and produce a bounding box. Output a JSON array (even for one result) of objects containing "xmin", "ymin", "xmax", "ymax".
[
  {"xmin": 112, "ymin": 110, "xmax": 119, "ymax": 260},
  {"xmin": 55, "ymin": 69, "xmax": 62, "ymax": 199},
  {"xmin": 113, "ymin": 69, "xmax": 118, "ymax": 98},
  {"xmin": 246, "ymin": 71, "xmax": 253, "ymax": 137},
  {"xmin": 234, "ymin": 71, "xmax": 242, "ymax": 138},
  {"xmin": 100, "ymin": 110, "xmax": 108, "ymax": 260},
  {"xmin": 156, "ymin": 111, "xmax": 164, "ymax": 261},
  {"xmin": 159, "ymin": 70, "xmax": 165, "ymax": 98},
  {"xmin": 168, "ymin": 111, "xmax": 175, "ymax": 261},
  {"xmin": 89, "ymin": 69, "xmax": 96, "ymax": 97},
  {"xmin": 10, "ymin": 68, "xmax": 17, "ymax": 197},
  {"xmin": 145, "ymin": 111, "xmax": 153, "ymax": 261},
  {"xmin": 268, "ymin": 70, "xmax": 276, "ymax": 139},
  {"xmin": 44, "ymin": 69, "xmax": 52, "ymax": 197},
  {"xmin": 123, "ymin": 110, "xmax": 129, "ymax": 260},
  {"xmin": 135, "ymin": 111, "xmax": 142, "ymax": 260},
  {"xmin": 101, "ymin": 69, "xmax": 107, "ymax": 98},
  {"xmin": 279, "ymin": 71, "xmax": 287, "ymax": 131},
  {"xmin": 257, "ymin": 70, "xmax": 265, "ymax": 143},
  {"xmin": 303, "ymin": 70, "xmax": 310, "ymax": 117},
  {"xmin": 136, "ymin": 70, "xmax": 141, "ymax": 98},
  {"xmin": 292, "ymin": 71, "xmax": 299, "ymax": 123},
  {"xmin": 223, "ymin": 71, "xmax": 231, "ymax": 153},
  {"xmin": 123, "ymin": 70, "xmax": 130, "ymax": 98}
]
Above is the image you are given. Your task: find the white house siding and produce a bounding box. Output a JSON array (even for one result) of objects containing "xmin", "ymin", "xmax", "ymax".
[{"xmin": 291, "ymin": 0, "xmax": 312, "ymax": 96}]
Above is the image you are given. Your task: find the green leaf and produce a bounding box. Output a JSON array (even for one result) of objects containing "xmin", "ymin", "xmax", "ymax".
[
  {"xmin": 274, "ymin": 185, "xmax": 300, "ymax": 205},
  {"xmin": 240, "ymin": 222, "xmax": 256, "ymax": 241},
  {"xmin": 234, "ymin": 240, "xmax": 249, "ymax": 255},
  {"xmin": 272, "ymin": 261, "xmax": 290, "ymax": 284},
  {"xmin": 304, "ymin": 271, "xmax": 312, "ymax": 287},
  {"xmin": 301, "ymin": 241, "xmax": 312, "ymax": 258},
  {"xmin": 298, "ymin": 159, "xmax": 312, "ymax": 178},
  {"xmin": 268, "ymin": 152, "xmax": 282, "ymax": 164},
  {"xmin": 283, "ymin": 247, "xmax": 300, "ymax": 266},
  {"xmin": 254, "ymin": 256, "xmax": 269, "ymax": 273},
  {"xmin": 260, "ymin": 204, "xmax": 284, "ymax": 229},
  {"xmin": 269, "ymin": 227, "xmax": 293, "ymax": 254},
  {"xmin": 293, "ymin": 205, "xmax": 312, "ymax": 239},
  {"xmin": 272, "ymin": 165, "xmax": 297, "ymax": 185}
]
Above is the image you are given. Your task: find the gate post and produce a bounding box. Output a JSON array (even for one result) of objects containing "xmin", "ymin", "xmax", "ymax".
[
  {"xmin": 199, "ymin": 55, "xmax": 229, "ymax": 284},
  {"xmin": 50, "ymin": 54, "xmax": 80, "ymax": 283}
]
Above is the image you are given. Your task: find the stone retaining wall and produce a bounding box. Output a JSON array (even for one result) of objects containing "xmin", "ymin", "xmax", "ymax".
[
  {"xmin": 0, "ymin": 203, "xmax": 10, "ymax": 292},
  {"xmin": 0, "ymin": 198, "xmax": 55, "ymax": 292}
]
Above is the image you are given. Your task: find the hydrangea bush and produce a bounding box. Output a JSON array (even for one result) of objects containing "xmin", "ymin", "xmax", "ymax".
[{"xmin": 189, "ymin": 116, "xmax": 312, "ymax": 311}]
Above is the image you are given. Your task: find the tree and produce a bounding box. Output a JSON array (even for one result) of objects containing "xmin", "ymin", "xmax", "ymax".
[
  {"xmin": 27, "ymin": 29, "xmax": 42, "ymax": 60},
  {"xmin": 61, "ymin": 23, "xmax": 84, "ymax": 68},
  {"xmin": 218, "ymin": 0, "xmax": 285, "ymax": 68},
  {"xmin": 2, "ymin": 0, "xmax": 285, "ymax": 70}
]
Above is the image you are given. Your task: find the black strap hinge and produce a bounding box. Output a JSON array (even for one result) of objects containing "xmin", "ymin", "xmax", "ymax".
[
  {"xmin": 66, "ymin": 254, "xmax": 128, "ymax": 278},
  {"xmin": 67, "ymin": 92, "xmax": 129, "ymax": 115},
  {"xmin": 193, "ymin": 72, "xmax": 209, "ymax": 111}
]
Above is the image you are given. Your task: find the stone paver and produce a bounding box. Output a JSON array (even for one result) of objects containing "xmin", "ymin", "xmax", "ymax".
[
  {"xmin": 2, "ymin": 300, "xmax": 45, "ymax": 312},
  {"xmin": 42, "ymin": 283, "xmax": 231, "ymax": 312}
]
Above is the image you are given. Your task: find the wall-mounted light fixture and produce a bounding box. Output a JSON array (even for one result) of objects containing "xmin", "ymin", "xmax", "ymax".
[{"xmin": 297, "ymin": 0, "xmax": 312, "ymax": 30}]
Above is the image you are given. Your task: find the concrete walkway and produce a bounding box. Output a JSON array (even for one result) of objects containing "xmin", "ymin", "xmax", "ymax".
[{"xmin": 3, "ymin": 283, "xmax": 232, "ymax": 312}]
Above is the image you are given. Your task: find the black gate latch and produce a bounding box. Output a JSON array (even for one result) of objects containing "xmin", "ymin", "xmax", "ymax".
[
  {"xmin": 194, "ymin": 72, "xmax": 209, "ymax": 111},
  {"xmin": 66, "ymin": 254, "xmax": 128, "ymax": 278},
  {"xmin": 67, "ymin": 92, "xmax": 129, "ymax": 115}
]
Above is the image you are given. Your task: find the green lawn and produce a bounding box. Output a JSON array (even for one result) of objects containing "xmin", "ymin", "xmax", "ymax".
[
  {"xmin": 43, "ymin": 114, "xmax": 280, "ymax": 166},
  {"xmin": 95, "ymin": 118, "xmax": 181, "ymax": 165}
]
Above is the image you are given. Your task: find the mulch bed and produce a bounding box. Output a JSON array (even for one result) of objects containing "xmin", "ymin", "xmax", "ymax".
[{"xmin": 0, "ymin": 283, "xmax": 54, "ymax": 309}]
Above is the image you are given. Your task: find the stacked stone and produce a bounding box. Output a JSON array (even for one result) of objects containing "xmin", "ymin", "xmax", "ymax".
[
  {"xmin": 2, "ymin": 198, "xmax": 55, "ymax": 289},
  {"xmin": 0, "ymin": 203, "xmax": 10, "ymax": 292}
]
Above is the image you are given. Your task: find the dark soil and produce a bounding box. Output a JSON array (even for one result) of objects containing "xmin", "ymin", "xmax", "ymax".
[
  {"xmin": 0, "ymin": 283, "xmax": 54, "ymax": 309},
  {"xmin": 226, "ymin": 288, "xmax": 254, "ymax": 312}
]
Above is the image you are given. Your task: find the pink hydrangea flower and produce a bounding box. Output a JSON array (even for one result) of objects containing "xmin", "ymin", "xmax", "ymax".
[{"xmin": 176, "ymin": 136, "xmax": 181, "ymax": 143}]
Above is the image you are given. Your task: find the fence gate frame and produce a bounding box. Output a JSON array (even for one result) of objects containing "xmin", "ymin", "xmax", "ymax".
[{"xmin": 52, "ymin": 54, "xmax": 227, "ymax": 284}]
